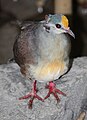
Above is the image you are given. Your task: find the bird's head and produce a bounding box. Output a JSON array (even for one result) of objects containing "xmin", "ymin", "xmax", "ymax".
[{"xmin": 43, "ymin": 14, "xmax": 75, "ymax": 38}]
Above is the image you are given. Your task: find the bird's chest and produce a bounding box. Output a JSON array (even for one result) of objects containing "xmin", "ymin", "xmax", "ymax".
[
  {"xmin": 38, "ymin": 33, "xmax": 68, "ymax": 61},
  {"xmin": 27, "ymin": 33, "xmax": 69, "ymax": 81},
  {"xmin": 29, "ymin": 59, "xmax": 68, "ymax": 82}
]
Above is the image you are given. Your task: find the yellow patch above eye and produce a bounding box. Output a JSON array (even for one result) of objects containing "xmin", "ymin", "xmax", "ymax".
[{"xmin": 62, "ymin": 15, "xmax": 69, "ymax": 28}]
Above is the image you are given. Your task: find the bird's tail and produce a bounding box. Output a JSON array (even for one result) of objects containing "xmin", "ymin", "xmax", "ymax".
[{"xmin": 7, "ymin": 58, "xmax": 15, "ymax": 63}]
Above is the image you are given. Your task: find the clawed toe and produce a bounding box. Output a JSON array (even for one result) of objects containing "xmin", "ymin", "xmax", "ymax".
[
  {"xmin": 19, "ymin": 80, "xmax": 44, "ymax": 109},
  {"xmin": 44, "ymin": 81, "xmax": 66, "ymax": 102},
  {"xmin": 19, "ymin": 91, "xmax": 44, "ymax": 109},
  {"xmin": 19, "ymin": 81, "xmax": 66, "ymax": 108}
]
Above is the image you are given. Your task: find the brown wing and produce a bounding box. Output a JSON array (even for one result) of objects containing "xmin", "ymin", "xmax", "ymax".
[{"xmin": 13, "ymin": 22, "xmax": 39, "ymax": 75}]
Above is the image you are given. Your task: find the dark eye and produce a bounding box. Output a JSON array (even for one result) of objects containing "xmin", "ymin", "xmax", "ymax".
[{"xmin": 56, "ymin": 24, "xmax": 61, "ymax": 28}]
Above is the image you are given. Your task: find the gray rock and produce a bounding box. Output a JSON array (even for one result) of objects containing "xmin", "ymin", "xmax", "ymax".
[{"xmin": 0, "ymin": 57, "xmax": 87, "ymax": 120}]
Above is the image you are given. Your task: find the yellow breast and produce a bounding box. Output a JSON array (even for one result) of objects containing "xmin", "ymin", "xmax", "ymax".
[{"xmin": 31, "ymin": 60, "xmax": 66, "ymax": 82}]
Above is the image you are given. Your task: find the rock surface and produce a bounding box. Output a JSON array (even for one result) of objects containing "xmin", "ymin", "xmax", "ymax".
[{"xmin": 0, "ymin": 57, "xmax": 87, "ymax": 120}]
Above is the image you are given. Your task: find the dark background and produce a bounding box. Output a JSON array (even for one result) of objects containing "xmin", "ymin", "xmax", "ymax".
[{"xmin": 0, "ymin": 0, "xmax": 87, "ymax": 64}]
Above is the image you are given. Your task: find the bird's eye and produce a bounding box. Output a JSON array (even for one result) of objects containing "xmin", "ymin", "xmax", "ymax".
[{"xmin": 56, "ymin": 24, "xmax": 61, "ymax": 28}]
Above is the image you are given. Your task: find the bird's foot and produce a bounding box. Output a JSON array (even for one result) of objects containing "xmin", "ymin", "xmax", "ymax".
[
  {"xmin": 19, "ymin": 80, "xmax": 44, "ymax": 109},
  {"xmin": 44, "ymin": 81, "xmax": 66, "ymax": 102}
]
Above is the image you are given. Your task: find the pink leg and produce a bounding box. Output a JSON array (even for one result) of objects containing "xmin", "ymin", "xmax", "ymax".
[
  {"xmin": 44, "ymin": 81, "xmax": 66, "ymax": 102},
  {"xmin": 19, "ymin": 80, "xmax": 44, "ymax": 109}
]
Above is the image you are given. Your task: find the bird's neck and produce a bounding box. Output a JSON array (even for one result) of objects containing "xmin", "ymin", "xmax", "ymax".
[{"xmin": 37, "ymin": 27, "xmax": 70, "ymax": 61}]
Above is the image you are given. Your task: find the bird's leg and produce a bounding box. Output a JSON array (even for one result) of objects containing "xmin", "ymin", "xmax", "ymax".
[
  {"xmin": 19, "ymin": 80, "xmax": 44, "ymax": 109},
  {"xmin": 44, "ymin": 81, "xmax": 66, "ymax": 102}
]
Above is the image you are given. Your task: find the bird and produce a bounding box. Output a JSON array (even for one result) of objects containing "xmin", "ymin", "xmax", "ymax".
[{"xmin": 13, "ymin": 14, "xmax": 75, "ymax": 109}]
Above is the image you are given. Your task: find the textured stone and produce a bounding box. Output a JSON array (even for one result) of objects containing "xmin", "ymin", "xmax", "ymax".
[{"xmin": 0, "ymin": 57, "xmax": 87, "ymax": 120}]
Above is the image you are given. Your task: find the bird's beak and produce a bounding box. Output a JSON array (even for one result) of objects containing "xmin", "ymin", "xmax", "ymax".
[{"xmin": 63, "ymin": 27, "xmax": 75, "ymax": 39}]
